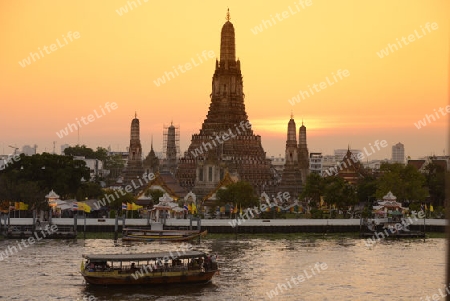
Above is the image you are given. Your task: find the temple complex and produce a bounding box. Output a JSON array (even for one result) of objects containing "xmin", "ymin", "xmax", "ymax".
[
  {"xmin": 123, "ymin": 114, "xmax": 144, "ymax": 185},
  {"xmin": 175, "ymin": 10, "xmax": 276, "ymax": 199}
]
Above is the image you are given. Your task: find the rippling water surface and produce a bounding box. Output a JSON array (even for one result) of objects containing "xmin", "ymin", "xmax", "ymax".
[{"xmin": 0, "ymin": 236, "xmax": 446, "ymax": 301}]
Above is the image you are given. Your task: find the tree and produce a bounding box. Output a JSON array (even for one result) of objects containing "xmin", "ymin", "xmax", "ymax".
[
  {"xmin": 376, "ymin": 163, "xmax": 427, "ymax": 202},
  {"xmin": 322, "ymin": 176, "xmax": 358, "ymax": 210},
  {"xmin": 145, "ymin": 189, "xmax": 164, "ymax": 204},
  {"xmin": 356, "ymin": 175, "xmax": 378, "ymax": 203},
  {"xmin": 76, "ymin": 182, "xmax": 103, "ymax": 201},
  {"xmin": 216, "ymin": 181, "xmax": 259, "ymax": 209},
  {"xmin": 0, "ymin": 153, "xmax": 91, "ymax": 205},
  {"xmin": 423, "ymin": 160, "xmax": 446, "ymax": 207},
  {"xmin": 300, "ymin": 172, "xmax": 324, "ymax": 207}
]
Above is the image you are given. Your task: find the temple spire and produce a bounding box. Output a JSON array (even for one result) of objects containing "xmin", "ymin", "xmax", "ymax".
[{"xmin": 220, "ymin": 9, "xmax": 236, "ymax": 63}]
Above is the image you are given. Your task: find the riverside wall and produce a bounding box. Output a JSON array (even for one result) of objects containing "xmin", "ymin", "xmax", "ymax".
[{"xmin": 3, "ymin": 218, "xmax": 446, "ymax": 234}]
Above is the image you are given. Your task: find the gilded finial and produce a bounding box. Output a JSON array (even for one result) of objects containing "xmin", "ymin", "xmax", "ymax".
[
  {"xmin": 226, "ymin": 8, "xmax": 230, "ymax": 21},
  {"xmin": 291, "ymin": 110, "xmax": 294, "ymax": 119},
  {"xmin": 135, "ymin": 111, "xmax": 137, "ymax": 119}
]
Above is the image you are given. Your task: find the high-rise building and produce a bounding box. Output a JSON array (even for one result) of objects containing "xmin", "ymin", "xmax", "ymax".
[
  {"xmin": 309, "ymin": 152, "xmax": 323, "ymax": 175},
  {"xmin": 392, "ymin": 142, "xmax": 405, "ymax": 164},
  {"xmin": 123, "ymin": 113, "xmax": 144, "ymax": 185},
  {"xmin": 175, "ymin": 10, "xmax": 275, "ymax": 198}
]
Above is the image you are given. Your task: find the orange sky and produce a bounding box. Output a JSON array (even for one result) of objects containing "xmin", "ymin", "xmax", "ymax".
[{"xmin": 0, "ymin": 0, "xmax": 448, "ymax": 160}]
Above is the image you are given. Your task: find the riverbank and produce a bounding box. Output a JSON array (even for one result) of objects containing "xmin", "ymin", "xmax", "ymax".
[{"xmin": 73, "ymin": 232, "xmax": 447, "ymax": 240}]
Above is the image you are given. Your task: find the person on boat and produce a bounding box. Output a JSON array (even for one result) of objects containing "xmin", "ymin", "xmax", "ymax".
[{"xmin": 204, "ymin": 256, "xmax": 211, "ymax": 271}]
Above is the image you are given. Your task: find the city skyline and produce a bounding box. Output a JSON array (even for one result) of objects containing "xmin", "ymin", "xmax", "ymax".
[{"xmin": 1, "ymin": 1, "xmax": 448, "ymax": 160}]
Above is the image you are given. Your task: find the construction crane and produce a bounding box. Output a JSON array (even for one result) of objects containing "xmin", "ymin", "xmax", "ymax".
[{"xmin": 8, "ymin": 145, "xmax": 18, "ymax": 154}]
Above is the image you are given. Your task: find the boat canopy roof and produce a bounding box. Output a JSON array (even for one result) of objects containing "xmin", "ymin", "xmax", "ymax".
[{"xmin": 82, "ymin": 251, "xmax": 207, "ymax": 262}]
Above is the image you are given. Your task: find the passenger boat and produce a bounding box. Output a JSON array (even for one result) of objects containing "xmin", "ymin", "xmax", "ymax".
[
  {"xmin": 122, "ymin": 228, "xmax": 207, "ymax": 242},
  {"xmin": 80, "ymin": 251, "xmax": 218, "ymax": 285}
]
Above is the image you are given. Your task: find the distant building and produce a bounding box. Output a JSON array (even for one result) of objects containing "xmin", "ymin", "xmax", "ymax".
[
  {"xmin": 309, "ymin": 152, "xmax": 323, "ymax": 175},
  {"xmin": 269, "ymin": 154, "xmax": 285, "ymax": 174},
  {"xmin": 22, "ymin": 145, "xmax": 36, "ymax": 156},
  {"xmin": 392, "ymin": 142, "xmax": 405, "ymax": 164},
  {"xmin": 73, "ymin": 156, "xmax": 104, "ymax": 179}
]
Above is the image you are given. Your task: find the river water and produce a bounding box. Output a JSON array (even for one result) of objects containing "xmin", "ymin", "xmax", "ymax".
[{"xmin": 0, "ymin": 236, "xmax": 446, "ymax": 301}]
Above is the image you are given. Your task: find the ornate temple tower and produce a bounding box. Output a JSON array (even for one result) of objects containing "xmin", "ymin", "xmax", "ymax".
[
  {"xmin": 279, "ymin": 115, "xmax": 303, "ymax": 198},
  {"xmin": 162, "ymin": 122, "xmax": 179, "ymax": 174},
  {"xmin": 176, "ymin": 10, "xmax": 275, "ymax": 198},
  {"xmin": 124, "ymin": 113, "xmax": 144, "ymax": 185},
  {"xmin": 143, "ymin": 137, "xmax": 160, "ymax": 175},
  {"xmin": 298, "ymin": 121, "xmax": 310, "ymax": 184}
]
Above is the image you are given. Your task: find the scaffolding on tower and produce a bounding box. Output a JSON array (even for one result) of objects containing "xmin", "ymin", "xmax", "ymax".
[{"xmin": 162, "ymin": 123, "xmax": 180, "ymax": 173}]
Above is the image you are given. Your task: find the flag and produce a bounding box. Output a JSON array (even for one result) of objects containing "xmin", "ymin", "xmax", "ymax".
[
  {"xmin": 127, "ymin": 202, "xmax": 132, "ymax": 210},
  {"xmin": 188, "ymin": 203, "xmax": 192, "ymax": 213},
  {"xmin": 131, "ymin": 203, "xmax": 143, "ymax": 210},
  {"xmin": 192, "ymin": 203, "xmax": 197, "ymax": 214},
  {"xmin": 72, "ymin": 202, "xmax": 78, "ymax": 211},
  {"xmin": 290, "ymin": 206, "xmax": 294, "ymax": 213},
  {"xmin": 19, "ymin": 202, "xmax": 28, "ymax": 210},
  {"xmin": 15, "ymin": 202, "xmax": 20, "ymax": 210},
  {"xmin": 122, "ymin": 203, "xmax": 127, "ymax": 210},
  {"xmin": 81, "ymin": 202, "xmax": 91, "ymax": 213},
  {"xmin": 183, "ymin": 204, "xmax": 188, "ymax": 211},
  {"xmin": 430, "ymin": 205, "xmax": 434, "ymax": 212},
  {"xmin": 233, "ymin": 204, "xmax": 237, "ymax": 214}
]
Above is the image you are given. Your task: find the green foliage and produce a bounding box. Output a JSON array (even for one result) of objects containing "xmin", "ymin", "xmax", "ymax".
[
  {"xmin": 0, "ymin": 153, "xmax": 90, "ymax": 208},
  {"xmin": 300, "ymin": 172, "xmax": 324, "ymax": 207},
  {"xmin": 356, "ymin": 175, "xmax": 377, "ymax": 203},
  {"xmin": 145, "ymin": 189, "xmax": 164, "ymax": 204},
  {"xmin": 63, "ymin": 145, "xmax": 108, "ymax": 161},
  {"xmin": 76, "ymin": 182, "xmax": 103, "ymax": 201},
  {"xmin": 376, "ymin": 163, "xmax": 427, "ymax": 202},
  {"xmin": 215, "ymin": 181, "xmax": 259, "ymax": 209},
  {"xmin": 310, "ymin": 208, "xmax": 323, "ymax": 219},
  {"xmin": 423, "ymin": 160, "xmax": 446, "ymax": 207}
]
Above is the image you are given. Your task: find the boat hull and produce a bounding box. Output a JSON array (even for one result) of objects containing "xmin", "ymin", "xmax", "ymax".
[{"xmin": 82, "ymin": 270, "xmax": 217, "ymax": 285}]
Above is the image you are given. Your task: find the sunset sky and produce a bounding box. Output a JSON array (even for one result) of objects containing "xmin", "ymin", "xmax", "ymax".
[{"xmin": 1, "ymin": 0, "xmax": 448, "ymax": 160}]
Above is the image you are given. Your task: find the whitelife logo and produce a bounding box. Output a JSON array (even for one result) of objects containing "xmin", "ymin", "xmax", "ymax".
[
  {"xmin": 18, "ymin": 31, "xmax": 80, "ymax": 68},
  {"xmin": 376, "ymin": 22, "xmax": 438, "ymax": 58},
  {"xmin": 56, "ymin": 102, "xmax": 118, "ymax": 139},
  {"xmin": 153, "ymin": 51, "xmax": 215, "ymax": 87}
]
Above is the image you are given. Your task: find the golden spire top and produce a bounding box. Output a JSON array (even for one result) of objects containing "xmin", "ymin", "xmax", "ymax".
[
  {"xmin": 226, "ymin": 8, "xmax": 230, "ymax": 21},
  {"xmin": 291, "ymin": 110, "xmax": 294, "ymax": 119},
  {"xmin": 135, "ymin": 111, "xmax": 137, "ymax": 119}
]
